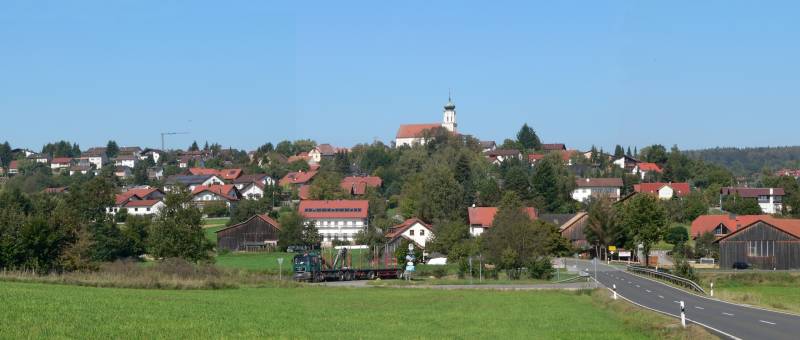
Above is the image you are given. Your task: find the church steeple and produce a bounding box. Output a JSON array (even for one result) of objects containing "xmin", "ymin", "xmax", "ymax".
[{"xmin": 442, "ymin": 93, "xmax": 457, "ymax": 132}]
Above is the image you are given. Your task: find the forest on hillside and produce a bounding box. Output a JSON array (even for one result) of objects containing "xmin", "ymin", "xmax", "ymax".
[{"xmin": 685, "ymin": 146, "xmax": 800, "ymax": 176}]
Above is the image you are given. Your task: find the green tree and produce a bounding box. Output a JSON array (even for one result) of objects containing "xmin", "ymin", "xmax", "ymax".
[
  {"xmin": 277, "ymin": 211, "xmax": 305, "ymax": 249},
  {"xmin": 228, "ymin": 198, "xmax": 272, "ymax": 226},
  {"xmin": 722, "ymin": 194, "xmax": 762, "ymax": 215},
  {"xmin": 503, "ymin": 164, "xmax": 530, "ymax": 200},
  {"xmin": 309, "ymin": 171, "xmax": 345, "ymax": 200},
  {"xmin": 418, "ymin": 165, "xmax": 464, "ymax": 222},
  {"xmin": 585, "ymin": 198, "xmax": 618, "ymax": 260},
  {"xmin": 427, "ymin": 219, "xmax": 469, "ymax": 255},
  {"xmin": 664, "ymin": 225, "xmax": 689, "ymax": 254},
  {"xmin": 147, "ymin": 190, "xmax": 212, "ymax": 262},
  {"xmin": 695, "ymin": 231, "xmax": 719, "ymax": 259},
  {"xmin": 275, "ymin": 140, "xmax": 294, "ymax": 157},
  {"xmin": 106, "ymin": 140, "xmax": 119, "ymax": 158},
  {"xmin": 516, "ymin": 123, "xmax": 541, "ymax": 150},
  {"xmin": 0, "ymin": 141, "xmax": 13, "ymax": 167},
  {"xmin": 683, "ymin": 191, "xmax": 709, "ymax": 222},
  {"xmin": 641, "ymin": 144, "xmax": 668, "ymax": 164},
  {"xmin": 619, "ymin": 194, "xmax": 668, "ymax": 267},
  {"xmin": 614, "ymin": 145, "xmax": 625, "ymax": 158}
]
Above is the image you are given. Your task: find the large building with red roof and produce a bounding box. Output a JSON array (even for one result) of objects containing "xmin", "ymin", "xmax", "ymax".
[
  {"xmin": 107, "ymin": 187, "xmax": 166, "ymax": 215},
  {"xmin": 468, "ymin": 206, "xmax": 537, "ymax": 236},
  {"xmin": 715, "ymin": 216, "xmax": 800, "ymax": 269},
  {"xmin": 690, "ymin": 214, "xmax": 771, "ymax": 239},
  {"xmin": 395, "ymin": 98, "xmax": 457, "ymax": 147},
  {"xmin": 279, "ymin": 170, "xmax": 318, "ymax": 187},
  {"xmin": 720, "ymin": 187, "xmax": 784, "ymax": 214},
  {"xmin": 298, "ymin": 200, "xmax": 369, "ymax": 245},
  {"xmin": 340, "ymin": 176, "xmax": 382, "ymax": 196}
]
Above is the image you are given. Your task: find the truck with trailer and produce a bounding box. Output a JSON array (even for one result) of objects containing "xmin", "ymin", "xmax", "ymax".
[{"xmin": 292, "ymin": 247, "xmax": 403, "ymax": 282}]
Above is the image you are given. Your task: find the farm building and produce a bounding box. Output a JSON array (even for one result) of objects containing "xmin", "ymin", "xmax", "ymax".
[
  {"xmin": 715, "ymin": 217, "xmax": 800, "ymax": 269},
  {"xmin": 216, "ymin": 214, "xmax": 281, "ymax": 252},
  {"xmin": 540, "ymin": 213, "xmax": 590, "ymax": 250}
]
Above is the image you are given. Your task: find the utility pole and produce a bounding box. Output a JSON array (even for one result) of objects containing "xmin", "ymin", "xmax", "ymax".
[{"xmin": 160, "ymin": 132, "xmax": 189, "ymax": 151}]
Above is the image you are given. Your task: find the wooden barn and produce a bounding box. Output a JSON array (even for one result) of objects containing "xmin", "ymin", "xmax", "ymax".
[
  {"xmin": 541, "ymin": 212, "xmax": 590, "ymax": 250},
  {"xmin": 715, "ymin": 218, "xmax": 800, "ymax": 269},
  {"xmin": 216, "ymin": 214, "xmax": 281, "ymax": 252}
]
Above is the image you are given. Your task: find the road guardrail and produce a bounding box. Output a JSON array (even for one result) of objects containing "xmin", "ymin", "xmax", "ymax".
[{"xmin": 626, "ymin": 265, "xmax": 706, "ymax": 295}]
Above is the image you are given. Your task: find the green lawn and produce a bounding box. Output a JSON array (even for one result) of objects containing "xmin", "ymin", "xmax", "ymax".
[
  {"xmin": 204, "ymin": 225, "xmax": 226, "ymax": 244},
  {"xmin": 215, "ymin": 252, "xmax": 296, "ymax": 274},
  {"xmin": 699, "ymin": 272, "xmax": 800, "ymax": 313},
  {"xmin": 0, "ymin": 281, "xmax": 710, "ymax": 339}
]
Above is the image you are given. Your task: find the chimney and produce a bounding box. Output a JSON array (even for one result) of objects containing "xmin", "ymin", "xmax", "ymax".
[{"xmin": 729, "ymin": 213, "xmax": 737, "ymax": 221}]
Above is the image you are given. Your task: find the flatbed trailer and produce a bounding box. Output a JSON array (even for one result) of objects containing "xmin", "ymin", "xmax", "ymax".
[{"xmin": 292, "ymin": 247, "xmax": 403, "ymax": 282}]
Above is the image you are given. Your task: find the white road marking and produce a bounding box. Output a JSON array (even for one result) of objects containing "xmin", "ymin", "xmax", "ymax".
[
  {"xmin": 645, "ymin": 289, "xmax": 651, "ymax": 293},
  {"xmin": 635, "ymin": 285, "xmax": 640, "ymax": 288},
  {"xmin": 674, "ymin": 301, "xmax": 680, "ymax": 304},
  {"xmin": 628, "ymin": 281, "xmax": 632, "ymax": 284},
  {"xmin": 695, "ymin": 306, "xmax": 704, "ymax": 310},
  {"xmin": 658, "ymin": 295, "xmax": 664, "ymax": 299},
  {"xmin": 722, "ymin": 312, "xmax": 734, "ymax": 316},
  {"xmin": 759, "ymin": 320, "xmax": 776, "ymax": 325}
]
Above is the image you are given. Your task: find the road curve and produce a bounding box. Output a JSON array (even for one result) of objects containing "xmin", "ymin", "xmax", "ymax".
[{"xmin": 579, "ymin": 259, "xmax": 800, "ymax": 340}]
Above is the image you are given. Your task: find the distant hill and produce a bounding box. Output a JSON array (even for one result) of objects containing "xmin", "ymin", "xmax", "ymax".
[{"xmin": 686, "ymin": 146, "xmax": 800, "ymax": 176}]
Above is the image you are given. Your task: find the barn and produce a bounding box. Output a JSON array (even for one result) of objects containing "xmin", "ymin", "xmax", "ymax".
[
  {"xmin": 540, "ymin": 212, "xmax": 589, "ymax": 250},
  {"xmin": 715, "ymin": 217, "xmax": 800, "ymax": 269},
  {"xmin": 216, "ymin": 214, "xmax": 281, "ymax": 252}
]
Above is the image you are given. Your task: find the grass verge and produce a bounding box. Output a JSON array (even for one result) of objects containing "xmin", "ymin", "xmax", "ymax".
[
  {"xmin": 699, "ymin": 272, "xmax": 800, "ymax": 314},
  {"xmin": 0, "ymin": 281, "xmax": 714, "ymax": 339}
]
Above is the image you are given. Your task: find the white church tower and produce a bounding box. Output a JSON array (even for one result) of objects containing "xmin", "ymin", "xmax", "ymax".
[{"xmin": 442, "ymin": 96, "xmax": 457, "ymax": 132}]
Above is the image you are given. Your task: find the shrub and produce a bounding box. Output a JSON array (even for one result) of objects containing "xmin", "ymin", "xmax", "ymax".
[
  {"xmin": 203, "ymin": 202, "xmax": 229, "ymax": 218},
  {"xmin": 527, "ymin": 257, "xmax": 554, "ymax": 280}
]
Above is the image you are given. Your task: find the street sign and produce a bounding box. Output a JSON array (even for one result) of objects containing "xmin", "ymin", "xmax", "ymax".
[
  {"xmin": 618, "ymin": 251, "xmax": 631, "ymax": 257},
  {"xmin": 277, "ymin": 258, "xmax": 284, "ymax": 281},
  {"xmin": 608, "ymin": 246, "xmax": 617, "ymax": 252},
  {"xmin": 277, "ymin": 258, "xmax": 284, "ymax": 265}
]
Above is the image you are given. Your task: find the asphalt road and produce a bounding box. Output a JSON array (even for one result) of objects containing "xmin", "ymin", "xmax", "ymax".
[{"xmin": 579, "ymin": 259, "xmax": 800, "ymax": 340}]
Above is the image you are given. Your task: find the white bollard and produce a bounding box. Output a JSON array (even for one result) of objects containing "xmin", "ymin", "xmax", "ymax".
[
  {"xmin": 613, "ymin": 284, "xmax": 617, "ymax": 300},
  {"xmin": 680, "ymin": 301, "xmax": 686, "ymax": 328},
  {"xmin": 710, "ymin": 282, "xmax": 714, "ymax": 297}
]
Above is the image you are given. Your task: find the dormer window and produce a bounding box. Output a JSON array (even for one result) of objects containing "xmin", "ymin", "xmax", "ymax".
[{"xmin": 713, "ymin": 224, "xmax": 730, "ymax": 235}]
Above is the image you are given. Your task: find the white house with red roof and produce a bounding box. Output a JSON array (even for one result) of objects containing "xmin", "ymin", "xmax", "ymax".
[
  {"xmin": 308, "ymin": 144, "xmax": 343, "ymax": 164},
  {"xmin": 634, "ymin": 162, "xmax": 663, "ymax": 179},
  {"xmin": 690, "ymin": 214, "xmax": 770, "ymax": 239},
  {"xmin": 572, "ymin": 178, "xmax": 624, "ymax": 202},
  {"xmin": 191, "ymin": 184, "xmax": 241, "ymax": 208},
  {"xmin": 123, "ymin": 200, "xmax": 166, "ymax": 216},
  {"xmin": 50, "ymin": 157, "xmax": 73, "ymax": 172},
  {"xmin": 633, "ymin": 182, "xmax": 690, "ymax": 200},
  {"xmin": 107, "ymin": 187, "xmax": 166, "ymax": 215},
  {"xmin": 113, "ymin": 155, "xmax": 138, "ymax": 169},
  {"xmin": 340, "ymin": 176, "xmax": 382, "ymax": 196},
  {"xmin": 395, "ymin": 98, "xmax": 457, "ymax": 147},
  {"xmin": 279, "ymin": 170, "xmax": 317, "ymax": 187},
  {"xmin": 298, "ymin": 200, "xmax": 369, "ymax": 246},
  {"xmin": 385, "ymin": 218, "xmax": 434, "ymax": 249},
  {"xmin": 467, "ymin": 206, "xmax": 537, "ymax": 236},
  {"xmin": 720, "ymin": 187, "xmax": 784, "ymax": 214},
  {"xmin": 8, "ymin": 160, "xmax": 19, "ymax": 175}
]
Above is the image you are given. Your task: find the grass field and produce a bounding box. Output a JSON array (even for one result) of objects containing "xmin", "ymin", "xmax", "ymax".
[
  {"xmin": 699, "ymin": 272, "xmax": 800, "ymax": 313},
  {"xmin": 202, "ymin": 217, "xmax": 230, "ymax": 244},
  {"xmin": 0, "ymin": 281, "xmax": 711, "ymax": 339}
]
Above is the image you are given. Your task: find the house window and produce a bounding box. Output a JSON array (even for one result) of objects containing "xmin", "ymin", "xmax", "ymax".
[
  {"xmin": 713, "ymin": 224, "xmax": 729, "ymax": 236},
  {"xmin": 135, "ymin": 208, "xmax": 139, "ymax": 212},
  {"xmin": 146, "ymin": 207, "xmax": 151, "ymax": 212},
  {"xmin": 748, "ymin": 240, "xmax": 774, "ymax": 257},
  {"xmin": 410, "ymin": 230, "xmax": 415, "ymax": 236},
  {"xmin": 420, "ymin": 230, "xmax": 425, "ymax": 236}
]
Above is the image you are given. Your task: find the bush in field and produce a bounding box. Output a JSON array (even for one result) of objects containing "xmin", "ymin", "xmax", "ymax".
[
  {"xmin": 527, "ymin": 257, "xmax": 554, "ymax": 280},
  {"xmin": 148, "ymin": 190, "xmax": 213, "ymax": 263},
  {"xmin": 203, "ymin": 201, "xmax": 229, "ymax": 218}
]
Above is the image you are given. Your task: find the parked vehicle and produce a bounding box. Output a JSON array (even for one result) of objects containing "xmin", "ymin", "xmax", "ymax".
[
  {"xmin": 292, "ymin": 248, "xmax": 402, "ymax": 282},
  {"xmin": 732, "ymin": 261, "xmax": 749, "ymax": 269}
]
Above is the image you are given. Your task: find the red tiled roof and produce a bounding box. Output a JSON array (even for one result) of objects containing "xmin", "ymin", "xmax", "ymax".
[
  {"xmin": 219, "ymin": 169, "xmax": 242, "ymax": 180},
  {"xmin": 396, "ymin": 124, "xmax": 442, "ymax": 138},
  {"xmin": 115, "ymin": 188, "xmax": 162, "ymax": 205},
  {"xmin": 468, "ymin": 207, "xmax": 537, "ymax": 227},
  {"xmin": 315, "ymin": 144, "xmax": 339, "ymax": 156},
  {"xmin": 721, "ymin": 187, "xmax": 785, "ymax": 198},
  {"xmin": 541, "ymin": 143, "xmax": 566, "ymax": 151},
  {"xmin": 298, "ymin": 200, "xmax": 369, "ymax": 219},
  {"xmin": 288, "ymin": 153, "xmax": 310, "ymax": 163},
  {"xmin": 191, "ymin": 184, "xmax": 239, "ymax": 201},
  {"xmin": 188, "ymin": 168, "xmax": 219, "ymax": 176},
  {"xmin": 633, "ymin": 182, "xmax": 690, "ymax": 197},
  {"xmin": 690, "ymin": 214, "xmax": 769, "ymax": 238},
  {"xmin": 233, "ymin": 174, "xmax": 269, "ymax": 184},
  {"xmin": 9, "ymin": 160, "xmax": 18, "ymax": 169},
  {"xmin": 637, "ymin": 162, "xmax": 663, "ymax": 173},
  {"xmin": 559, "ymin": 150, "xmax": 579, "ymax": 161},
  {"xmin": 341, "ymin": 176, "xmax": 382, "ymax": 195},
  {"xmin": 575, "ymin": 178, "xmax": 624, "ymax": 188},
  {"xmin": 716, "ymin": 217, "xmax": 800, "ymax": 241},
  {"xmin": 216, "ymin": 214, "xmax": 282, "ymax": 234},
  {"xmin": 123, "ymin": 199, "xmax": 162, "ymax": 208},
  {"xmin": 298, "ymin": 185, "xmax": 311, "ymax": 200},
  {"xmin": 52, "ymin": 157, "xmax": 72, "ymax": 164},
  {"xmin": 385, "ymin": 218, "xmax": 433, "ymax": 239},
  {"xmin": 279, "ymin": 171, "xmax": 317, "ymax": 186},
  {"xmin": 528, "ymin": 154, "xmax": 545, "ymax": 162},
  {"xmin": 43, "ymin": 187, "xmax": 68, "ymax": 194}
]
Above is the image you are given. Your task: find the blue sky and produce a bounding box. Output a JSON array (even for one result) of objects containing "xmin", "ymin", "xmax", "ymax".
[{"xmin": 2, "ymin": 1, "xmax": 799, "ymax": 152}]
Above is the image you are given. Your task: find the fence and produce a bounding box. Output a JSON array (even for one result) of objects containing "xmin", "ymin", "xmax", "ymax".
[{"xmin": 626, "ymin": 265, "xmax": 706, "ymax": 295}]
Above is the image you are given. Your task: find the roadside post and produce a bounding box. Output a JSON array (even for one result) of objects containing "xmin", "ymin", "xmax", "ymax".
[
  {"xmin": 277, "ymin": 257, "xmax": 284, "ymax": 281},
  {"xmin": 680, "ymin": 301, "xmax": 686, "ymax": 328},
  {"xmin": 593, "ymin": 257, "xmax": 597, "ymax": 288},
  {"xmin": 710, "ymin": 282, "xmax": 714, "ymax": 297},
  {"xmin": 612, "ymin": 284, "xmax": 617, "ymax": 300}
]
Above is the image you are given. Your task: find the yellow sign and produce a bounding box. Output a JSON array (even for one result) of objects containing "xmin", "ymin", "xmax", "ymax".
[{"xmin": 608, "ymin": 246, "xmax": 617, "ymax": 252}]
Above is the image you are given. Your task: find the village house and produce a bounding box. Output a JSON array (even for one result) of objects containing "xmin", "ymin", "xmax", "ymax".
[
  {"xmin": 541, "ymin": 143, "xmax": 567, "ymax": 152},
  {"xmin": 720, "ymin": 187, "xmax": 784, "ymax": 214},
  {"xmin": 50, "ymin": 157, "xmax": 73, "ymax": 172},
  {"xmin": 80, "ymin": 148, "xmax": 107, "ymax": 169},
  {"xmin": 571, "ymin": 178, "xmax": 623, "ymax": 203},
  {"xmin": 27, "ymin": 153, "xmax": 50, "ymax": 164},
  {"xmin": 191, "ymin": 184, "xmax": 242, "ymax": 208},
  {"xmin": 113, "ymin": 155, "xmax": 138, "ymax": 168},
  {"xmin": 287, "ymin": 152, "xmax": 311, "ymax": 164},
  {"xmin": 216, "ymin": 214, "xmax": 282, "ymax": 251},
  {"xmin": 484, "ymin": 149, "xmax": 522, "ymax": 165},
  {"xmin": 8, "ymin": 160, "xmax": 19, "ymax": 175},
  {"xmin": 118, "ymin": 146, "xmax": 142, "ymax": 157},
  {"xmin": 147, "ymin": 167, "xmax": 164, "ymax": 180},
  {"xmin": 233, "ymin": 174, "xmax": 275, "ymax": 199},
  {"xmin": 107, "ymin": 188, "xmax": 166, "ymax": 214},
  {"xmin": 165, "ymin": 174, "xmax": 225, "ymax": 191},
  {"xmin": 140, "ymin": 148, "xmax": 163, "ymax": 163},
  {"xmin": 279, "ymin": 170, "xmax": 318, "ymax": 188},
  {"xmin": 633, "ymin": 182, "xmax": 690, "ymax": 200},
  {"xmin": 188, "ymin": 167, "xmax": 243, "ymax": 182},
  {"xmin": 775, "ymin": 168, "xmax": 800, "ymax": 179},
  {"xmin": 340, "ymin": 176, "xmax": 382, "ymax": 196},
  {"xmin": 43, "ymin": 187, "xmax": 69, "ymax": 194},
  {"xmin": 715, "ymin": 217, "xmax": 800, "ymax": 269},
  {"xmin": 308, "ymin": 144, "xmax": 341, "ymax": 164},
  {"xmin": 613, "ymin": 155, "xmax": 640, "ymax": 173},
  {"xmin": 467, "ymin": 206, "xmax": 537, "ymax": 237},
  {"xmin": 69, "ymin": 165, "xmax": 92, "ymax": 176},
  {"xmin": 114, "ymin": 166, "xmax": 132, "ymax": 179},
  {"xmin": 385, "ymin": 218, "xmax": 435, "ymax": 254},
  {"xmin": 635, "ymin": 162, "xmax": 663, "ymax": 179},
  {"xmin": 395, "ymin": 98, "xmax": 457, "ymax": 147},
  {"xmin": 123, "ymin": 200, "xmax": 166, "ymax": 216},
  {"xmin": 690, "ymin": 214, "xmax": 771, "ymax": 239},
  {"xmin": 479, "ymin": 141, "xmax": 497, "ymax": 153},
  {"xmin": 298, "ymin": 200, "xmax": 369, "ymax": 246}
]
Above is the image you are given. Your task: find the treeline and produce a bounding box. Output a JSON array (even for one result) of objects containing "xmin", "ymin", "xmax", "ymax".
[{"xmin": 685, "ymin": 146, "xmax": 800, "ymax": 177}]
